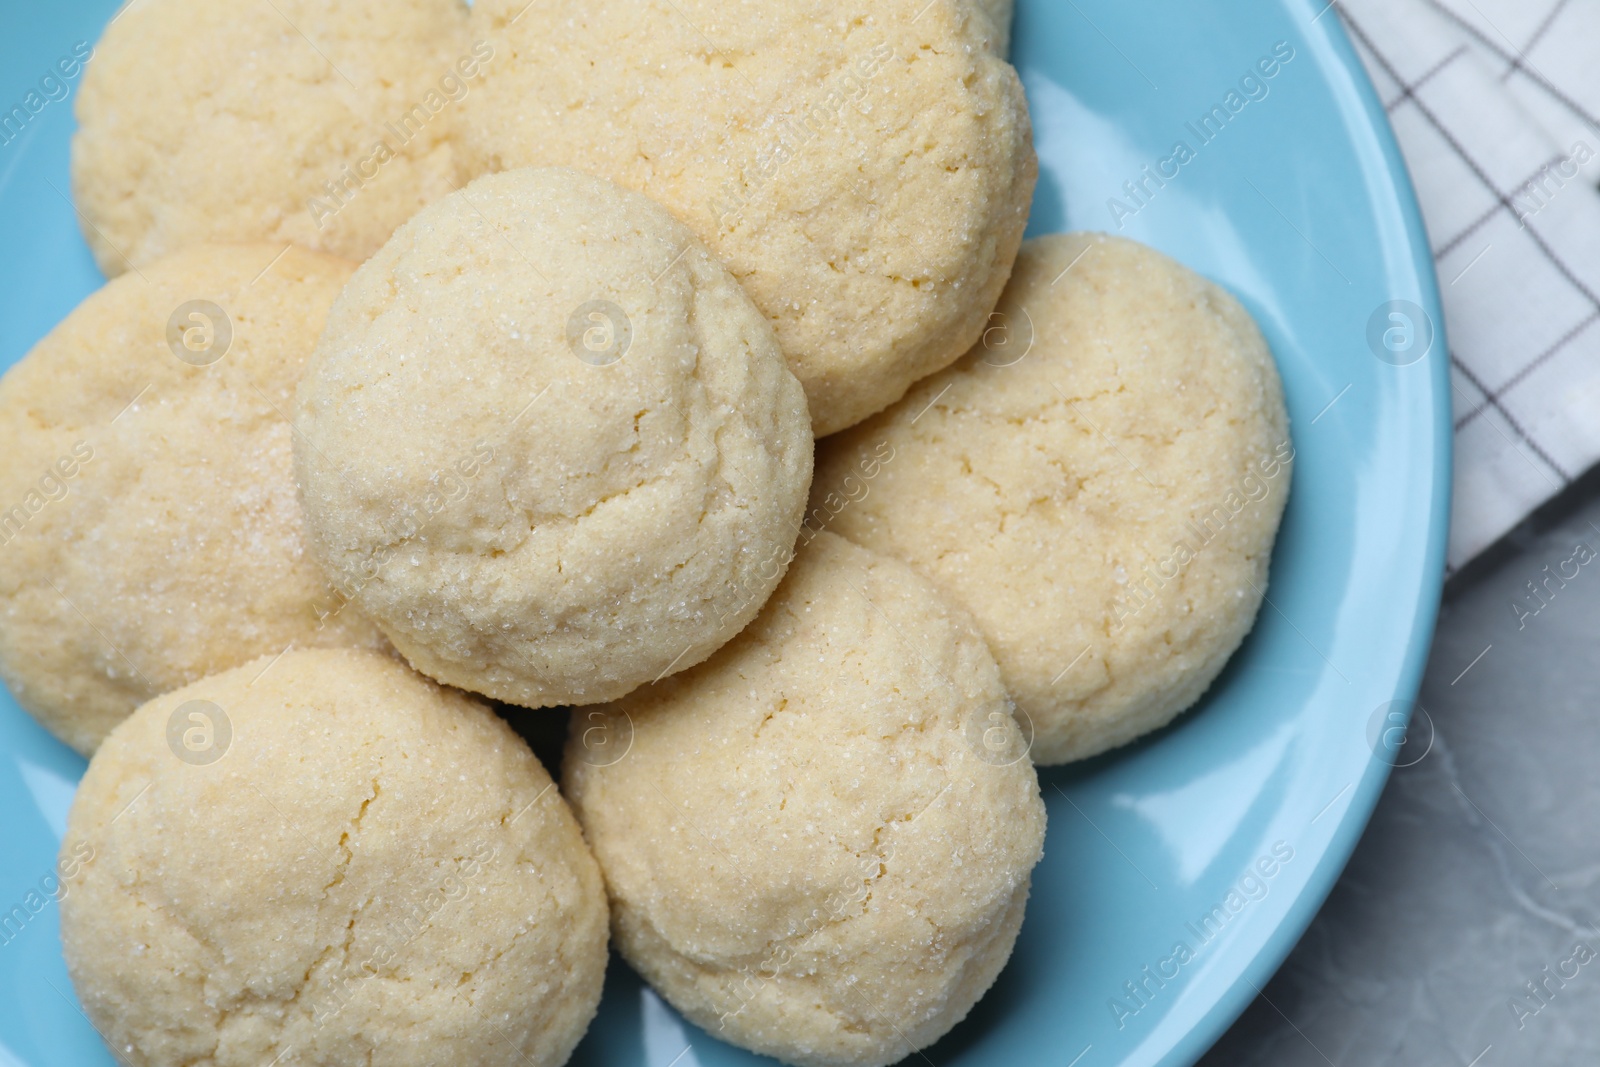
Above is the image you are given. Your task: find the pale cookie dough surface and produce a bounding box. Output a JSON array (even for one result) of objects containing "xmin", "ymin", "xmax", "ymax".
[
  {"xmin": 72, "ymin": 0, "xmax": 474, "ymax": 276},
  {"xmin": 565, "ymin": 532, "xmax": 1045, "ymax": 1067},
  {"xmin": 460, "ymin": 0, "xmax": 1036, "ymax": 435},
  {"xmin": 293, "ymin": 167, "xmax": 813, "ymax": 709},
  {"xmin": 972, "ymin": 0, "xmax": 1013, "ymax": 52},
  {"xmin": 812, "ymin": 234, "xmax": 1293, "ymax": 765},
  {"xmin": 60, "ymin": 649, "xmax": 608, "ymax": 1067},
  {"xmin": 0, "ymin": 244, "xmax": 387, "ymax": 756}
]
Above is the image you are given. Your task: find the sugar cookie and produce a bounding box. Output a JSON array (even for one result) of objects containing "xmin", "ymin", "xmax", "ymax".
[
  {"xmin": 812, "ymin": 234, "xmax": 1292, "ymax": 764},
  {"xmin": 60, "ymin": 648, "xmax": 607, "ymax": 1067},
  {"xmin": 293, "ymin": 167, "xmax": 813, "ymax": 708},
  {"xmin": 0, "ymin": 244, "xmax": 387, "ymax": 755},
  {"xmin": 565, "ymin": 532, "xmax": 1045, "ymax": 1067},
  {"xmin": 72, "ymin": 0, "xmax": 475, "ymax": 275},
  {"xmin": 459, "ymin": 0, "xmax": 1035, "ymax": 435}
]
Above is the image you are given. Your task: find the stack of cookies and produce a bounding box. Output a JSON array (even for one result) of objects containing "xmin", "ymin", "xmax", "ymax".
[{"xmin": 0, "ymin": 2, "xmax": 1291, "ymax": 1066}]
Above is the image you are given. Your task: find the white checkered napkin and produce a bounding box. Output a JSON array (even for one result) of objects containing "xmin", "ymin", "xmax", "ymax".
[{"xmin": 1337, "ymin": 0, "xmax": 1600, "ymax": 570}]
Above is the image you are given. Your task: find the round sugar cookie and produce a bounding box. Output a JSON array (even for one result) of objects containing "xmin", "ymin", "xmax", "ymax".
[
  {"xmin": 565, "ymin": 531, "xmax": 1045, "ymax": 1067},
  {"xmin": 459, "ymin": 0, "xmax": 1036, "ymax": 435},
  {"xmin": 293, "ymin": 167, "xmax": 813, "ymax": 709},
  {"xmin": 0, "ymin": 243, "xmax": 388, "ymax": 756},
  {"xmin": 72, "ymin": 0, "xmax": 475, "ymax": 276},
  {"xmin": 60, "ymin": 648, "xmax": 608, "ymax": 1067},
  {"xmin": 811, "ymin": 233, "xmax": 1293, "ymax": 764}
]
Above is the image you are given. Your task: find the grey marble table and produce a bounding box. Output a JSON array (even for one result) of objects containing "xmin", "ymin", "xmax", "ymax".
[{"xmin": 1199, "ymin": 474, "xmax": 1600, "ymax": 1065}]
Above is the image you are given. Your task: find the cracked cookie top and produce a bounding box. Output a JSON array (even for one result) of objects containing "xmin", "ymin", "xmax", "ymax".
[
  {"xmin": 0, "ymin": 244, "xmax": 387, "ymax": 757},
  {"xmin": 72, "ymin": 0, "xmax": 474, "ymax": 276},
  {"xmin": 60, "ymin": 648, "xmax": 608, "ymax": 1067},
  {"xmin": 459, "ymin": 0, "xmax": 1036, "ymax": 435},
  {"xmin": 564, "ymin": 531, "xmax": 1045, "ymax": 1067},
  {"xmin": 812, "ymin": 233, "xmax": 1293, "ymax": 764},
  {"xmin": 292, "ymin": 167, "xmax": 813, "ymax": 708}
]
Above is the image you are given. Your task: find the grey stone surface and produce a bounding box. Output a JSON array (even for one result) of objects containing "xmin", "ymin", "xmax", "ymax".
[{"xmin": 1199, "ymin": 479, "xmax": 1600, "ymax": 1066}]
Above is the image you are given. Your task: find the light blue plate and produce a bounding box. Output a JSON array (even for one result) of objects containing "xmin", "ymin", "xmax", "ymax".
[{"xmin": 0, "ymin": 0, "xmax": 1448, "ymax": 1064}]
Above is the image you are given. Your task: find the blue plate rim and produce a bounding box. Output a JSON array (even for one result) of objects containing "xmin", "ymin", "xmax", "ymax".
[{"xmin": 1155, "ymin": 2, "xmax": 1453, "ymax": 1063}]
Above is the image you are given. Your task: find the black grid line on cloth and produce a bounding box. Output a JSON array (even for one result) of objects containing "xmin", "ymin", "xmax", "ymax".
[
  {"xmin": 1434, "ymin": 202, "xmax": 1500, "ymax": 260},
  {"xmin": 1451, "ymin": 353, "xmax": 1572, "ymax": 481},
  {"xmin": 1501, "ymin": 0, "xmax": 1570, "ymax": 82},
  {"xmin": 1440, "ymin": 151, "xmax": 1561, "ymax": 259},
  {"xmin": 1380, "ymin": 43, "xmax": 1468, "ymax": 112},
  {"xmin": 1342, "ymin": 10, "xmax": 1598, "ymax": 474},
  {"xmin": 1350, "ymin": 27, "xmax": 1600, "ymax": 313},
  {"xmin": 1454, "ymin": 309, "xmax": 1600, "ymax": 430},
  {"xmin": 1434, "ymin": 150, "xmax": 1566, "ymax": 259},
  {"xmin": 1342, "ymin": 16, "xmax": 1598, "ymax": 309},
  {"xmin": 1426, "ymin": 0, "xmax": 1600, "ymax": 131}
]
